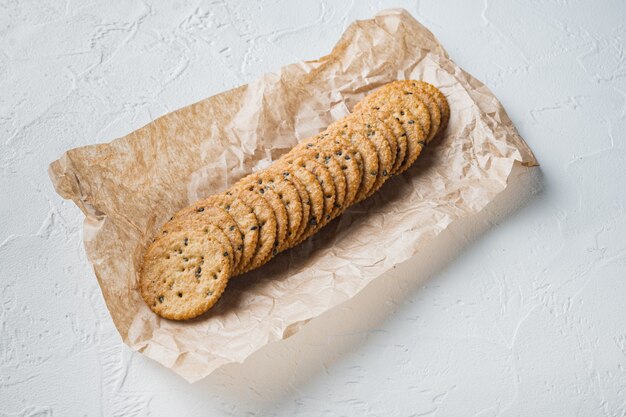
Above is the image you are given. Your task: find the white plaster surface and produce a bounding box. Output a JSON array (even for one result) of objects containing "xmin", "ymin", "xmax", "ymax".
[{"xmin": 1, "ymin": 0, "xmax": 625, "ymax": 415}]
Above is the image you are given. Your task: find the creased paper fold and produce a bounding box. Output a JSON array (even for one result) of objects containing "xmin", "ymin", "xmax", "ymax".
[{"xmin": 48, "ymin": 9, "xmax": 537, "ymax": 382}]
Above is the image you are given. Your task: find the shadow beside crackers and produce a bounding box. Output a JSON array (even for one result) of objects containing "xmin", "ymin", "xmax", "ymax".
[
  {"xmin": 196, "ymin": 139, "xmax": 444, "ymax": 320},
  {"xmin": 188, "ymin": 161, "xmax": 543, "ymax": 409}
]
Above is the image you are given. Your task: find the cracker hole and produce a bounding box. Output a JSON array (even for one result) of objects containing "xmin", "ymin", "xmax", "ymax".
[{"xmin": 178, "ymin": 292, "xmax": 183, "ymax": 298}]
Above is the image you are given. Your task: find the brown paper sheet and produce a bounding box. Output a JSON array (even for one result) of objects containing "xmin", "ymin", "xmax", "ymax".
[{"xmin": 48, "ymin": 9, "xmax": 537, "ymax": 382}]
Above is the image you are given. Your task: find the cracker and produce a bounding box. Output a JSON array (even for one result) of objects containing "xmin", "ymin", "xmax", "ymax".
[
  {"xmin": 140, "ymin": 229, "xmax": 231, "ymax": 320},
  {"xmin": 413, "ymin": 81, "xmax": 449, "ymax": 134},
  {"xmin": 326, "ymin": 124, "xmax": 378, "ymax": 203},
  {"xmin": 234, "ymin": 173, "xmax": 288, "ymax": 255},
  {"xmin": 358, "ymin": 89, "xmax": 429, "ymax": 174},
  {"xmin": 284, "ymin": 149, "xmax": 340, "ymax": 220},
  {"xmin": 277, "ymin": 167, "xmax": 311, "ymax": 243},
  {"xmin": 274, "ymin": 160, "xmax": 325, "ymax": 235},
  {"xmin": 359, "ymin": 108, "xmax": 398, "ymax": 170},
  {"xmin": 202, "ymin": 194, "xmax": 259, "ymax": 273},
  {"xmin": 163, "ymin": 205, "xmax": 243, "ymax": 269},
  {"xmin": 256, "ymin": 170, "xmax": 304, "ymax": 249},
  {"xmin": 323, "ymin": 136, "xmax": 363, "ymax": 208},
  {"xmin": 341, "ymin": 112, "xmax": 394, "ymax": 197},
  {"xmin": 313, "ymin": 132, "xmax": 363, "ymax": 208},
  {"xmin": 373, "ymin": 80, "xmax": 442, "ymax": 143},
  {"xmin": 282, "ymin": 153, "xmax": 337, "ymax": 223},
  {"xmin": 229, "ymin": 188, "xmax": 277, "ymax": 275},
  {"xmin": 162, "ymin": 220, "xmax": 234, "ymax": 269},
  {"xmin": 288, "ymin": 139, "xmax": 353, "ymax": 215},
  {"xmin": 363, "ymin": 108, "xmax": 407, "ymax": 175}
]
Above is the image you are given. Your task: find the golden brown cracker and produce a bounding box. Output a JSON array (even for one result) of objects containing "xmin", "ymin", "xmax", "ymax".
[
  {"xmin": 163, "ymin": 205, "xmax": 243, "ymax": 270},
  {"xmin": 140, "ymin": 229, "xmax": 231, "ymax": 320},
  {"xmin": 230, "ymin": 188, "xmax": 277, "ymax": 275}
]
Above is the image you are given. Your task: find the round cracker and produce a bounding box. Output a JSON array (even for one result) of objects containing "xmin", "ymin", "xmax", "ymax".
[
  {"xmin": 283, "ymin": 148, "xmax": 341, "ymax": 221},
  {"xmin": 326, "ymin": 123, "xmax": 378, "ymax": 202},
  {"xmin": 312, "ymin": 133, "xmax": 363, "ymax": 208},
  {"xmin": 361, "ymin": 108, "xmax": 407, "ymax": 175},
  {"xmin": 285, "ymin": 154, "xmax": 336, "ymax": 224},
  {"xmin": 203, "ymin": 194, "xmax": 259, "ymax": 273},
  {"xmin": 358, "ymin": 108, "xmax": 398, "ymax": 170},
  {"xmin": 359, "ymin": 89, "xmax": 428, "ymax": 174},
  {"xmin": 342, "ymin": 112, "xmax": 394, "ymax": 197},
  {"xmin": 276, "ymin": 167, "xmax": 310, "ymax": 243},
  {"xmin": 414, "ymin": 81, "xmax": 449, "ymax": 134},
  {"xmin": 288, "ymin": 138, "xmax": 354, "ymax": 215},
  {"xmin": 233, "ymin": 173, "xmax": 288, "ymax": 256},
  {"xmin": 140, "ymin": 229, "xmax": 231, "ymax": 320},
  {"xmin": 375, "ymin": 80, "xmax": 442, "ymax": 143},
  {"xmin": 161, "ymin": 220, "xmax": 234, "ymax": 272},
  {"xmin": 278, "ymin": 163, "xmax": 323, "ymax": 226},
  {"xmin": 257, "ymin": 170, "xmax": 304, "ymax": 249},
  {"xmin": 229, "ymin": 188, "xmax": 277, "ymax": 275},
  {"xmin": 163, "ymin": 205, "xmax": 243, "ymax": 269}
]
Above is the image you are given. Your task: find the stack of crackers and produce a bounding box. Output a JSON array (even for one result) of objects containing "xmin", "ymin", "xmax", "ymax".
[{"xmin": 140, "ymin": 80, "xmax": 450, "ymax": 320}]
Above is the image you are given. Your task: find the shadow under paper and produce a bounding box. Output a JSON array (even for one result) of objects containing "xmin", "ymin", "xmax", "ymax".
[{"xmin": 192, "ymin": 163, "xmax": 543, "ymax": 407}]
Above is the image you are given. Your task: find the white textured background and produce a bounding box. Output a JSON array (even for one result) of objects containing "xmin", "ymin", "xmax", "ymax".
[{"xmin": 1, "ymin": 0, "xmax": 625, "ymax": 416}]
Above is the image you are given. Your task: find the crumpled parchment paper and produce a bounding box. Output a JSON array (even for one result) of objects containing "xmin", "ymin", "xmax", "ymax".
[{"xmin": 48, "ymin": 9, "xmax": 537, "ymax": 382}]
